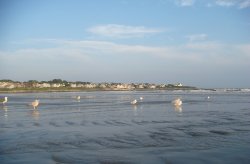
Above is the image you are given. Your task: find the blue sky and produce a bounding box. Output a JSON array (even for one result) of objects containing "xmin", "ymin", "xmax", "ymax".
[{"xmin": 0, "ymin": 0, "xmax": 250, "ymax": 88}]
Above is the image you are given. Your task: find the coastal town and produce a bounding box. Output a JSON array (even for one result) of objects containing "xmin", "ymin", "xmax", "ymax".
[{"xmin": 0, "ymin": 79, "xmax": 197, "ymax": 92}]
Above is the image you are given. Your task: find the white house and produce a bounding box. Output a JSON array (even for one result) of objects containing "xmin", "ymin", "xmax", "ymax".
[{"xmin": 175, "ymin": 83, "xmax": 183, "ymax": 87}]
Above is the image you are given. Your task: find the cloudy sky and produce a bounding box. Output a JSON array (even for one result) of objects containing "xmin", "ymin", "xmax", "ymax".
[{"xmin": 0, "ymin": 0, "xmax": 249, "ymax": 88}]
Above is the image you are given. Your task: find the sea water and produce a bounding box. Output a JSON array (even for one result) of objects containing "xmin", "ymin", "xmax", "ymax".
[{"xmin": 0, "ymin": 90, "xmax": 250, "ymax": 164}]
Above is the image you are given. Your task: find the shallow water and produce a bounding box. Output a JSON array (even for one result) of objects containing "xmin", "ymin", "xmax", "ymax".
[{"xmin": 0, "ymin": 90, "xmax": 250, "ymax": 164}]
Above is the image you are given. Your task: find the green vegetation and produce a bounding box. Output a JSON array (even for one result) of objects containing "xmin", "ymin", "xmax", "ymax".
[
  {"xmin": 0, "ymin": 79, "xmax": 17, "ymax": 83},
  {"xmin": 0, "ymin": 87, "xmax": 121, "ymax": 93}
]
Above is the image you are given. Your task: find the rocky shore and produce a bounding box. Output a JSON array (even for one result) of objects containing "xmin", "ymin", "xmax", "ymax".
[{"xmin": 0, "ymin": 79, "xmax": 197, "ymax": 93}]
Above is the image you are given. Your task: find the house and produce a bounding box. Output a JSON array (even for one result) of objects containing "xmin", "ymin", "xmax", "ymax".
[
  {"xmin": 51, "ymin": 83, "xmax": 64, "ymax": 88},
  {"xmin": 149, "ymin": 84, "xmax": 156, "ymax": 89},
  {"xmin": 70, "ymin": 83, "xmax": 77, "ymax": 88},
  {"xmin": 84, "ymin": 83, "xmax": 97, "ymax": 88},
  {"xmin": 175, "ymin": 83, "xmax": 183, "ymax": 87},
  {"xmin": 36, "ymin": 83, "xmax": 51, "ymax": 88}
]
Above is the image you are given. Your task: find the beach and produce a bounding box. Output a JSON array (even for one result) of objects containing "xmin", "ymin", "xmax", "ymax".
[{"xmin": 1, "ymin": 90, "xmax": 250, "ymax": 163}]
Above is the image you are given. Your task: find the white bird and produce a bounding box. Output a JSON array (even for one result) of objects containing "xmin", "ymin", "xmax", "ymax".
[
  {"xmin": 207, "ymin": 96, "xmax": 210, "ymax": 100},
  {"xmin": 30, "ymin": 100, "xmax": 40, "ymax": 109},
  {"xmin": 172, "ymin": 98, "xmax": 182, "ymax": 106},
  {"xmin": 131, "ymin": 99, "xmax": 137, "ymax": 105},
  {"xmin": 76, "ymin": 96, "xmax": 81, "ymax": 100},
  {"xmin": 0, "ymin": 97, "xmax": 8, "ymax": 105},
  {"xmin": 140, "ymin": 97, "xmax": 143, "ymax": 100}
]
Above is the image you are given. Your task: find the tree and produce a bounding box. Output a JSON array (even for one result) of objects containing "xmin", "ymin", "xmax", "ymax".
[
  {"xmin": 0, "ymin": 79, "xmax": 14, "ymax": 82},
  {"xmin": 50, "ymin": 79, "xmax": 63, "ymax": 84},
  {"xmin": 27, "ymin": 80, "xmax": 38, "ymax": 83}
]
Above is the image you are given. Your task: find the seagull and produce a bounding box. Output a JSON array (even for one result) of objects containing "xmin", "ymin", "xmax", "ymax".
[
  {"xmin": 30, "ymin": 100, "xmax": 40, "ymax": 109},
  {"xmin": 140, "ymin": 97, "xmax": 143, "ymax": 101},
  {"xmin": 76, "ymin": 96, "xmax": 81, "ymax": 101},
  {"xmin": 131, "ymin": 99, "xmax": 137, "ymax": 105},
  {"xmin": 0, "ymin": 97, "xmax": 8, "ymax": 105},
  {"xmin": 172, "ymin": 98, "xmax": 182, "ymax": 106}
]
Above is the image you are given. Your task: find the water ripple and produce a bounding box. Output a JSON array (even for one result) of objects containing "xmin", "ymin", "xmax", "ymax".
[{"xmin": 1, "ymin": 91, "xmax": 250, "ymax": 163}]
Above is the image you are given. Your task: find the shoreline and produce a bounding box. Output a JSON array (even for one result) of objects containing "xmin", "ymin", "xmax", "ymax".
[{"xmin": 0, "ymin": 87, "xmax": 200, "ymax": 93}]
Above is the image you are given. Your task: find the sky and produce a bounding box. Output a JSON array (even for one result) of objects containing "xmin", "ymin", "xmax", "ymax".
[{"xmin": 0, "ymin": 0, "xmax": 250, "ymax": 88}]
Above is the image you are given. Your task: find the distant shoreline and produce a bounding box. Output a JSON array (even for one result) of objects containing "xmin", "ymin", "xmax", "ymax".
[
  {"xmin": 0, "ymin": 86, "xmax": 201, "ymax": 93},
  {"xmin": 0, "ymin": 79, "xmax": 199, "ymax": 93}
]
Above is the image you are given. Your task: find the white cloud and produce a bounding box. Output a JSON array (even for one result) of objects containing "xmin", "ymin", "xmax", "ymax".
[
  {"xmin": 2, "ymin": 39, "xmax": 250, "ymax": 64},
  {"xmin": 1, "ymin": 39, "xmax": 250, "ymax": 86},
  {"xmin": 175, "ymin": 0, "xmax": 195, "ymax": 6},
  {"xmin": 239, "ymin": 0, "xmax": 250, "ymax": 8},
  {"xmin": 215, "ymin": 0, "xmax": 236, "ymax": 7},
  {"xmin": 215, "ymin": 0, "xmax": 250, "ymax": 9},
  {"xmin": 236, "ymin": 44, "xmax": 250, "ymax": 57},
  {"xmin": 87, "ymin": 24, "xmax": 164, "ymax": 38},
  {"xmin": 186, "ymin": 34, "xmax": 208, "ymax": 42}
]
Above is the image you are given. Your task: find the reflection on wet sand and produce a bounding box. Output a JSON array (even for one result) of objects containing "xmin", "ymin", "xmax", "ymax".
[
  {"xmin": 132, "ymin": 105, "xmax": 137, "ymax": 116},
  {"xmin": 174, "ymin": 106, "xmax": 182, "ymax": 113},
  {"xmin": 1, "ymin": 106, "xmax": 8, "ymax": 119},
  {"xmin": 30, "ymin": 109, "xmax": 40, "ymax": 120},
  {"xmin": 131, "ymin": 104, "xmax": 145, "ymax": 116}
]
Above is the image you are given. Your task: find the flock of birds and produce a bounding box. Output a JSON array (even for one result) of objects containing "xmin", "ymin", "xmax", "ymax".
[
  {"xmin": 0, "ymin": 96, "xmax": 82, "ymax": 110},
  {"xmin": 1, "ymin": 95, "xmax": 184, "ymax": 109},
  {"xmin": 0, "ymin": 96, "xmax": 40, "ymax": 109},
  {"xmin": 130, "ymin": 96, "xmax": 183, "ymax": 107}
]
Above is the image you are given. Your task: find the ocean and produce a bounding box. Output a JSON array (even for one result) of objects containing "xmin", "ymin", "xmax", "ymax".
[{"xmin": 0, "ymin": 90, "xmax": 250, "ymax": 163}]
